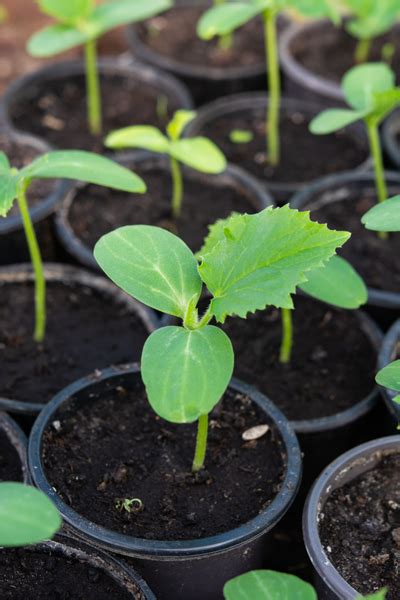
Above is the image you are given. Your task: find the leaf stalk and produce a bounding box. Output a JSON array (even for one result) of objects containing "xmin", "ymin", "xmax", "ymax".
[
  {"xmin": 279, "ymin": 307, "xmax": 293, "ymax": 364},
  {"xmin": 84, "ymin": 38, "xmax": 102, "ymax": 135},
  {"xmin": 192, "ymin": 413, "xmax": 209, "ymax": 472},
  {"xmin": 264, "ymin": 9, "xmax": 280, "ymax": 166}
]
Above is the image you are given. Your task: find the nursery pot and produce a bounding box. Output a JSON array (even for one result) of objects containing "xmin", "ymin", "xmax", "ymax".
[
  {"xmin": 0, "ymin": 59, "xmax": 193, "ymax": 151},
  {"xmin": 0, "ymin": 411, "xmax": 29, "ymax": 483},
  {"xmin": 0, "ymin": 264, "xmax": 157, "ymax": 417},
  {"xmin": 28, "ymin": 364, "xmax": 302, "ymax": 600},
  {"xmin": 377, "ymin": 318, "xmax": 400, "ymax": 425},
  {"xmin": 184, "ymin": 93, "xmax": 369, "ymax": 203},
  {"xmin": 0, "ymin": 129, "xmax": 68, "ymax": 266},
  {"xmin": 303, "ymin": 436, "xmax": 400, "ymax": 599},
  {"xmin": 54, "ymin": 151, "xmax": 273, "ymax": 271},
  {"xmin": 382, "ymin": 109, "xmax": 400, "ymax": 169}
]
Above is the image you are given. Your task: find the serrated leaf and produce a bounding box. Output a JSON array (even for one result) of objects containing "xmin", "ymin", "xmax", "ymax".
[
  {"xmin": 198, "ymin": 206, "xmax": 350, "ymax": 323},
  {"xmin": 170, "ymin": 138, "xmax": 227, "ymax": 174},
  {"xmin": 28, "ymin": 24, "xmax": 89, "ymax": 57},
  {"xmin": 197, "ymin": 3, "xmax": 262, "ymax": 40},
  {"xmin": 223, "ymin": 570, "xmax": 317, "ymax": 600},
  {"xmin": 89, "ymin": 0, "xmax": 172, "ymax": 38},
  {"xmin": 362, "ymin": 195, "xmax": 400, "ymax": 231},
  {"xmin": 376, "ymin": 360, "xmax": 400, "ymax": 392},
  {"xmin": 343, "ymin": 63, "xmax": 395, "ymax": 111},
  {"xmin": 309, "ymin": 108, "xmax": 367, "ymax": 135},
  {"xmin": 0, "ymin": 173, "xmax": 18, "ymax": 217},
  {"xmin": 167, "ymin": 110, "xmax": 197, "ymax": 141},
  {"xmin": 21, "ymin": 151, "xmax": 145, "ymax": 193},
  {"xmin": 38, "ymin": 0, "xmax": 92, "ymax": 24},
  {"xmin": 142, "ymin": 325, "xmax": 234, "ymax": 423},
  {"xmin": 0, "ymin": 483, "xmax": 61, "ymax": 547},
  {"xmin": 94, "ymin": 225, "xmax": 202, "ymax": 318},
  {"xmin": 299, "ymin": 255, "xmax": 367, "ymax": 309},
  {"xmin": 197, "ymin": 211, "xmax": 242, "ymax": 259},
  {"xmin": 105, "ymin": 126, "xmax": 170, "ymax": 153}
]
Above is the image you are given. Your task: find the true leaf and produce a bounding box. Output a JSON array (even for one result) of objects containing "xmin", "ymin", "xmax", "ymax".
[
  {"xmin": 309, "ymin": 108, "xmax": 367, "ymax": 135},
  {"xmin": 0, "ymin": 483, "xmax": 61, "ymax": 547},
  {"xmin": 170, "ymin": 138, "xmax": 227, "ymax": 174},
  {"xmin": 167, "ymin": 110, "xmax": 197, "ymax": 141},
  {"xmin": 376, "ymin": 360, "xmax": 400, "ymax": 392},
  {"xmin": 94, "ymin": 225, "xmax": 202, "ymax": 318},
  {"xmin": 89, "ymin": 0, "xmax": 172, "ymax": 38},
  {"xmin": 362, "ymin": 195, "xmax": 400, "ymax": 231},
  {"xmin": 0, "ymin": 173, "xmax": 18, "ymax": 217},
  {"xmin": 142, "ymin": 325, "xmax": 234, "ymax": 423},
  {"xmin": 223, "ymin": 570, "xmax": 317, "ymax": 600},
  {"xmin": 105, "ymin": 126, "xmax": 170, "ymax": 154},
  {"xmin": 299, "ymin": 255, "xmax": 367, "ymax": 309},
  {"xmin": 343, "ymin": 63, "xmax": 395, "ymax": 110},
  {"xmin": 198, "ymin": 206, "xmax": 350, "ymax": 323}
]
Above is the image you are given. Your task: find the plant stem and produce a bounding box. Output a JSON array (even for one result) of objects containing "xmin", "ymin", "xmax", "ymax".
[
  {"xmin": 171, "ymin": 156, "xmax": 183, "ymax": 219},
  {"xmin": 192, "ymin": 414, "xmax": 209, "ymax": 472},
  {"xmin": 367, "ymin": 121, "xmax": 388, "ymax": 240},
  {"xmin": 17, "ymin": 180, "xmax": 46, "ymax": 343},
  {"xmin": 354, "ymin": 38, "xmax": 371, "ymax": 64},
  {"xmin": 264, "ymin": 10, "xmax": 280, "ymax": 166},
  {"xmin": 84, "ymin": 38, "xmax": 102, "ymax": 135},
  {"xmin": 279, "ymin": 308, "xmax": 292, "ymax": 364}
]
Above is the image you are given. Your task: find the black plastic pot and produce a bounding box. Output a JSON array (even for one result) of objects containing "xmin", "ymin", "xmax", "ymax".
[
  {"xmin": 303, "ymin": 435, "xmax": 400, "ymax": 599},
  {"xmin": 290, "ymin": 170, "xmax": 400, "ymax": 325},
  {"xmin": 184, "ymin": 93, "xmax": 370, "ymax": 203},
  {"xmin": 0, "ymin": 129, "xmax": 68, "ymax": 266},
  {"xmin": 2, "ymin": 532, "xmax": 156, "ymax": 599},
  {"xmin": 0, "ymin": 58, "xmax": 193, "ymax": 149},
  {"xmin": 0, "ymin": 411, "xmax": 29, "ymax": 483},
  {"xmin": 55, "ymin": 150, "xmax": 273, "ymax": 271},
  {"xmin": 382, "ymin": 109, "xmax": 400, "ymax": 169},
  {"xmin": 377, "ymin": 318, "xmax": 400, "ymax": 424},
  {"xmin": 0, "ymin": 264, "xmax": 158, "ymax": 417},
  {"xmin": 28, "ymin": 364, "xmax": 302, "ymax": 600}
]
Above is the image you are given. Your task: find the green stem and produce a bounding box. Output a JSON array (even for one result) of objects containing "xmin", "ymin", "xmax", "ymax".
[
  {"xmin": 264, "ymin": 10, "xmax": 280, "ymax": 166},
  {"xmin": 171, "ymin": 156, "xmax": 183, "ymax": 219},
  {"xmin": 192, "ymin": 414, "xmax": 209, "ymax": 472},
  {"xmin": 17, "ymin": 180, "xmax": 46, "ymax": 343},
  {"xmin": 354, "ymin": 38, "xmax": 371, "ymax": 64},
  {"xmin": 367, "ymin": 121, "xmax": 388, "ymax": 240},
  {"xmin": 279, "ymin": 308, "xmax": 293, "ymax": 364},
  {"xmin": 84, "ymin": 38, "xmax": 102, "ymax": 135}
]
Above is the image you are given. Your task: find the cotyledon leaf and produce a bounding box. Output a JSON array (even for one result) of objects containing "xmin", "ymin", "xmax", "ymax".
[{"xmin": 223, "ymin": 570, "xmax": 317, "ymax": 600}]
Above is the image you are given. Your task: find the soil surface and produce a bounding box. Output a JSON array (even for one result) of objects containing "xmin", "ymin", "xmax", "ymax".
[
  {"xmin": 9, "ymin": 73, "xmax": 180, "ymax": 152},
  {"xmin": 222, "ymin": 295, "xmax": 376, "ymax": 421},
  {"xmin": 68, "ymin": 165, "xmax": 263, "ymax": 254},
  {"xmin": 0, "ymin": 428, "xmax": 22, "ymax": 482},
  {"xmin": 0, "ymin": 280, "xmax": 150, "ymax": 405},
  {"xmin": 309, "ymin": 186, "xmax": 400, "ymax": 293},
  {"xmin": 291, "ymin": 21, "xmax": 400, "ymax": 85},
  {"xmin": 42, "ymin": 375, "xmax": 286, "ymax": 540},
  {"xmin": 320, "ymin": 452, "xmax": 400, "ymax": 599},
  {"xmin": 0, "ymin": 545, "xmax": 136, "ymax": 600},
  {"xmin": 200, "ymin": 108, "xmax": 368, "ymax": 191}
]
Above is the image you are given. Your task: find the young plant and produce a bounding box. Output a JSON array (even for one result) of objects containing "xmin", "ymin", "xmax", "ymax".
[
  {"xmin": 0, "ymin": 150, "xmax": 145, "ymax": 342},
  {"xmin": 28, "ymin": 0, "xmax": 172, "ymax": 135},
  {"xmin": 95, "ymin": 205, "xmax": 349, "ymax": 472},
  {"xmin": 105, "ymin": 110, "xmax": 227, "ymax": 219},
  {"xmin": 376, "ymin": 359, "xmax": 400, "ymax": 427},
  {"xmin": 197, "ymin": 0, "xmax": 338, "ymax": 166},
  {"xmin": 0, "ymin": 482, "xmax": 61, "ymax": 547}
]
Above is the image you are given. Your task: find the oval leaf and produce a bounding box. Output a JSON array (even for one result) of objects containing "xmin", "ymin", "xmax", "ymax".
[
  {"xmin": 0, "ymin": 483, "xmax": 61, "ymax": 547},
  {"xmin": 94, "ymin": 225, "xmax": 202, "ymax": 318},
  {"xmin": 142, "ymin": 325, "xmax": 234, "ymax": 423},
  {"xmin": 170, "ymin": 138, "xmax": 227, "ymax": 174},
  {"xmin": 90, "ymin": 0, "xmax": 172, "ymax": 37},
  {"xmin": 105, "ymin": 126, "xmax": 170, "ymax": 153},
  {"xmin": 343, "ymin": 63, "xmax": 395, "ymax": 110},
  {"xmin": 28, "ymin": 25, "xmax": 90, "ymax": 57},
  {"xmin": 38, "ymin": 0, "xmax": 92, "ymax": 23},
  {"xmin": 224, "ymin": 570, "xmax": 317, "ymax": 600},
  {"xmin": 309, "ymin": 108, "xmax": 367, "ymax": 135},
  {"xmin": 197, "ymin": 3, "xmax": 262, "ymax": 39},
  {"xmin": 299, "ymin": 255, "xmax": 367, "ymax": 309},
  {"xmin": 362, "ymin": 195, "xmax": 400, "ymax": 231},
  {"xmin": 376, "ymin": 359, "xmax": 400, "ymax": 393}
]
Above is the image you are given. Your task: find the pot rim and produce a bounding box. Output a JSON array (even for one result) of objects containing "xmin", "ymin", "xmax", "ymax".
[
  {"xmin": 0, "ymin": 411, "xmax": 29, "ymax": 483},
  {"xmin": 28, "ymin": 363, "xmax": 302, "ymax": 559},
  {"xmin": 377, "ymin": 318, "xmax": 400, "ymax": 421},
  {"xmin": 382, "ymin": 109, "xmax": 400, "ymax": 168}
]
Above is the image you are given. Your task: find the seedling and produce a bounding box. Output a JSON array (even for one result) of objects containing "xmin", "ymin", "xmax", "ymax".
[
  {"xmin": 197, "ymin": 0, "xmax": 338, "ymax": 166},
  {"xmin": 115, "ymin": 498, "xmax": 143, "ymax": 514},
  {"xmin": 0, "ymin": 482, "xmax": 61, "ymax": 547},
  {"xmin": 229, "ymin": 129, "xmax": 254, "ymax": 144},
  {"xmin": 105, "ymin": 110, "xmax": 227, "ymax": 219},
  {"xmin": 0, "ymin": 150, "xmax": 145, "ymax": 342},
  {"xmin": 376, "ymin": 359, "xmax": 400, "ymax": 427},
  {"xmin": 95, "ymin": 206, "xmax": 349, "ymax": 472},
  {"xmin": 28, "ymin": 0, "xmax": 172, "ymax": 135}
]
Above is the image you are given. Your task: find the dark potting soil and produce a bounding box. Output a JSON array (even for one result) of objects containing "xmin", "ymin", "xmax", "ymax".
[
  {"xmin": 0, "ymin": 429, "xmax": 22, "ymax": 482},
  {"xmin": 68, "ymin": 167, "xmax": 260, "ymax": 254},
  {"xmin": 291, "ymin": 21, "xmax": 400, "ymax": 85},
  {"xmin": 0, "ymin": 545, "xmax": 137, "ymax": 600},
  {"xmin": 310, "ymin": 188, "xmax": 400, "ymax": 294},
  {"xmin": 137, "ymin": 6, "xmax": 265, "ymax": 69},
  {"xmin": 8, "ymin": 73, "xmax": 179, "ymax": 152},
  {"xmin": 319, "ymin": 452, "xmax": 400, "ymax": 599},
  {"xmin": 200, "ymin": 109, "xmax": 368, "ymax": 189},
  {"xmin": 42, "ymin": 376, "xmax": 286, "ymax": 540},
  {"xmin": 0, "ymin": 281, "xmax": 149, "ymax": 405},
  {"xmin": 222, "ymin": 295, "xmax": 376, "ymax": 421}
]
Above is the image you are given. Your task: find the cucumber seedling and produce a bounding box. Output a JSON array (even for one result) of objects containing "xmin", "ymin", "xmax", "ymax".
[
  {"xmin": 27, "ymin": 0, "xmax": 172, "ymax": 135},
  {"xmin": 95, "ymin": 206, "xmax": 349, "ymax": 472},
  {"xmin": 197, "ymin": 0, "xmax": 338, "ymax": 166},
  {"xmin": 105, "ymin": 110, "xmax": 227, "ymax": 219},
  {"xmin": 0, "ymin": 150, "xmax": 145, "ymax": 342}
]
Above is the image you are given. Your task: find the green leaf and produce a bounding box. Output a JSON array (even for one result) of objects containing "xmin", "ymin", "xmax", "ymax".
[
  {"xmin": 21, "ymin": 151, "xmax": 146, "ymax": 193},
  {"xmin": 197, "ymin": 3, "xmax": 262, "ymax": 40},
  {"xmin": 342, "ymin": 63, "xmax": 395, "ymax": 110},
  {"xmin": 376, "ymin": 360, "xmax": 400, "ymax": 392},
  {"xmin": 37, "ymin": 0, "xmax": 92, "ymax": 24},
  {"xmin": 0, "ymin": 173, "xmax": 18, "ymax": 217},
  {"xmin": 94, "ymin": 225, "xmax": 202, "ymax": 318},
  {"xmin": 28, "ymin": 24, "xmax": 89, "ymax": 57},
  {"xmin": 372, "ymin": 88, "xmax": 400, "ymax": 123},
  {"xmin": 0, "ymin": 482, "xmax": 61, "ymax": 547},
  {"xmin": 346, "ymin": 0, "xmax": 399, "ymax": 39},
  {"xmin": 197, "ymin": 212, "xmax": 242, "ymax": 259},
  {"xmin": 292, "ymin": 0, "xmax": 340, "ymax": 22},
  {"xmin": 223, "ymin": 570, "xmax": 317, "ymax": 600},
  {"xmin": 89, "ymin": 0, "xmax": 172, "ymax": 38},
  {"xmin": 229, "ymin": 130, "xmax": 254, "ymax": 144},
  {"xmin": 167, "ymin": 110, "xmax": 197, "ymax": 141},
  {"xmin": 142, "ymin": 325, "xmax": 234, "ymax": 423},
  {"xmin": 0, "ymin": 151, "xmax": 10, "ymax": 173},
  {"xmin": 105, "ymin": 126, "xmax": 170, "ymax": 154},
  {"xmin": 198, "ymin": 206, "xmax": 350, "ymax": 323},
  {"xmin": 299, "ymin": 255, "xmax": 367, "ymax": 309},
  {"xmin": 170, "ymin": 138, "xmax": 227, "ymax": 174},
  {"xmin": 362, "ymin": 195, "xmax": 400, "ymax": 231},
  {"xmin": 358, "ymin": 589, "xmax": 387, "ymax": 599},
  {"xmin": 309, "ymin": 108, "xmax": 367, "ymax": 135}
]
